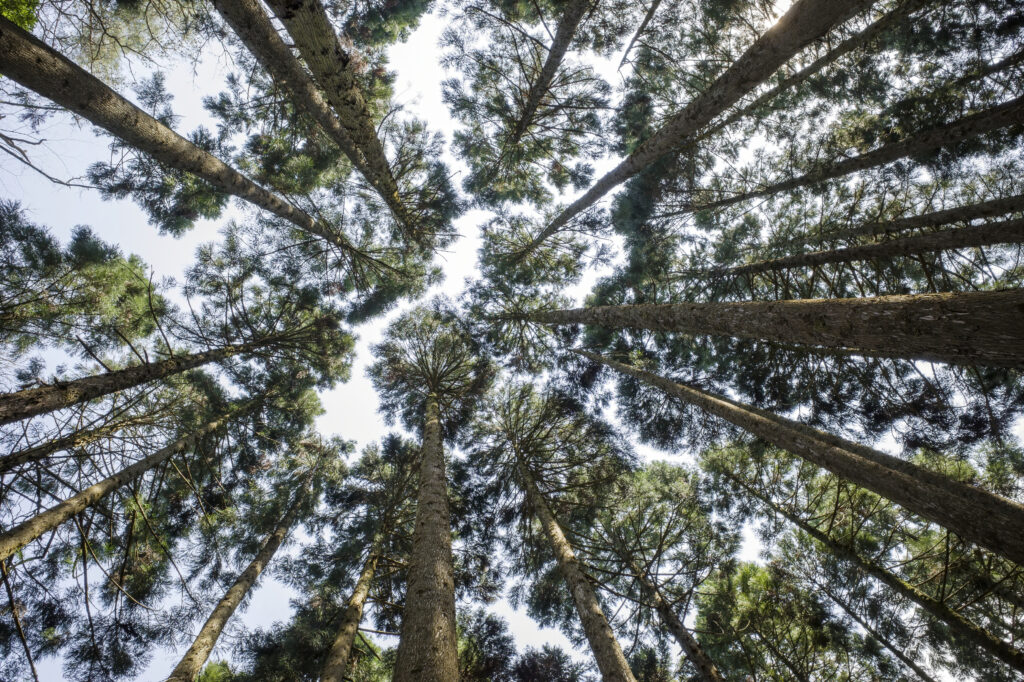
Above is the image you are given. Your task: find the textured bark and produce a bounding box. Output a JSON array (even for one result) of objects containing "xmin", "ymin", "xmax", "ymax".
[
  {"xmin": 393, "ymin": 395, "xmax": 459, "ymax": 682},
  {"xmin": 740, "ymin": 479, "xmax": 1024, "ymax": 672},
  {"xmin": 578, "ymin": 351, "xmax": 1024, "ymax": 566},
  {"xmin": 517, "ymin": 458, "xmax": 637, "ymax": 682},
  {"xmin": 0, "ymin": 415, "xmax": 148, "ymax": 474},
  {"xmin": 535, "ymin": 290, "xmax": 1024, "ymax": 368},
  {"xmin": 516, "ymin": 0, "xmax": 873, "ymax": 260},
  {"xmin": 264, "ymin": 0, "xmax": 406, "ymax": 230},
  {"xmin": 725, "ymin": 217, "xmax": 1024, "ymax": 276},
  {"xmin": 0, "ymin": 339, "xmax": 267, "ymax": 426},
  {"xmin": 0, "ymin": 407, "xmax": 245, "ymax": 562},
  {"xmin": 0, "ymin": 17, "xmax": 353, "ymax": 252},
  {"xmin": 694, "ymin": 95, "xmax": 1024, "ymax": 213},
  {"xmin": 842, "ymin": 193, "xmax": 1024, "ymax": 240},
  {"xmin": 211, "ymin": 0, "xmax": 413, "ymax": 233},
  {"xmin": 167, "ymin": 491, "xmax": 305, "ymax": 681},
  {"xmin": 320, "ymin": 547, "xmax": 380, "ymax": 682}
]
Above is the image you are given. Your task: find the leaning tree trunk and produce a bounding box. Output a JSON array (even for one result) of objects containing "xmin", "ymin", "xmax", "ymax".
[
  {"xmin": 211, "ymin": 0, "xmax": 414, "ymax": 235},
  {"xmin": 577, "ymin": 351, "xmax": 1024, "ymax": 566},
  {"xmin": 0, "ymin": 404, "xmax": 249, "ymax": 562},
  {"xmin": 516, "ymin": 458, "xmax": 637, "ymax": 682},
  {"xmin": 0, "ymin": 413, "xmax": 150, "ymax": 474},
  {"xmin": 692, "ymin": 95, "xmax": 1024, "ymax": 213},
  {"xmin": 0, "ymin": 17, "xmax": 356, "ymax": 254},
  {"xmin": 534, "ymin": 290, "xmax": 1024, "ymax": 368},
  {"xmin": 515, "ymin": 0, "xmax": 874, "ymax": 261},
  {"xmin": 836, "ymin": 193, "xmax": 1024, "ymax": 241},
  {"xmin": 320, "ymin": 545, "xmax": 381, "ymax": 682},
  {"xmin": 725, "ymin": 217, "xmax": 1024, "ymax": 276},
  {"xmin": 0, "ymin": 337, "xmax": 272, "ymax": 426},
  {"xmin": 393, "ymin": 394, "xmax": 460, "ymax": 682},
  {"xmin": 167, "ymin": 488, "xmax": 306, "ymax": 681},
  {"xmin": 737, "ymin": 477, "xmax": 1024, "ymax": 672}
]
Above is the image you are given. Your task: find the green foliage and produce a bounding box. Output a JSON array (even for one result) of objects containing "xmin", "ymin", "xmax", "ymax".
[{"xmin": 0, "ymin": 0, "xmax": 37, "ymax": 28}]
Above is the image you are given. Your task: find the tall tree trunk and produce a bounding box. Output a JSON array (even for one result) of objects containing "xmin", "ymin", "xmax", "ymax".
[
  {"xmin": 0, "ymin": 405, "xmax": 248, "ymax": 562},
  {"xmin": 724, "ymin": 217, "xmax": 1024, "ymax": 276},
  {"xmin": 167, "ymin": 489, "xmax": 306, "ymax": 681},
  {"xmin": 693, "ymin": 96, "xmax": 1024, "ymax": 213},
  {"xmin": 577, "ymin": 351, "xmax": 1024, "ymax": 566},
  {"xmin": 211, "ymin": 0, "xmax": 414, "ymax": 235},
  {"xmin": 516, "ymin": 457, "xmax": 637, "ymax": 682},
  {"xmin": 320, "ymin": 545, "xmax": 380, "ymax": 682},
  {"xmin": 0, "ymin": 338, "xmax": 271, "ymax": 426},
  {"xmin": 263, "ymin": 0, "xmax": 408, "ymax": 233},
  {"xmin": 618, "ymin": 0, "xmax": 664, "ymax": 69},
  {"xmin": 736, "ymin": 477, "xmax": 1024, "ymax": 672},
  {"xmin": 0, "ymin": 414, "xmax": 150, "ymax": 474},
  {"xmin": 0, "ymin": 17, "xmax": 357, "ymax": 255},
  {"xmin": 534, "ymin": 290, "xmax": 1024, "ymax": 368},
  {"xmin": 393, "ymin": 395, "xmax": 459, "ymax": 682},
  {"xmin": 514, "ymin": 0, "xmax": 874, "ymax": 261},
  {"xmin": 840, "ymin": 193, "xmax": 1024, "ymax": 241}
]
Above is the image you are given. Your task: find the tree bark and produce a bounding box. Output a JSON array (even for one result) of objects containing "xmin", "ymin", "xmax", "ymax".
[
  {"xmin": 0, "ymin": 339, "xmax": 269, "ymax": 426},
  {"xmin": 393, "ymin": 395, "xmax": 460, "ymax": 682},
  {"xmin": 517, "ymin": 457, "xmax": 637, "ymax": 682},
  {"xmin": 577, "ymin": 350, "xmax": 1024, "ymax": 566},
  {"xmin": 211, "ymin": 0, "xmax": 414, "ymax": 235},
  {"xmin": 0, "ymin": 406, "xmax": 247, "ymax": 562},
  {"xmin": 535, "ymin": 290, "xmax": 1024, "ymax": 368},
  {"xmin": 693, "ymin": 95, "xmax": 1024, "ymax": 213},
  {"xmin": 515, "ymin": 0, "xmax": 874, "ymax": 260},
  {"xmin": 842, "ymin": 193, "xmax": 1024, "ymax": 240},
  {"xmin": 737, "ymin": 478, "xmax": 1024, "ymax": 672},
  {"xmin": 0, "ymin": 17, "xmax": 355, "ymax": 253},
  {"xmin": 0, "ymin": 414, "xmax": 149, "ymax": 474},
  {"xmin": 320, "ymin": 546, "xmax": 380, "ymax": 682},
  {"xmin": 724, "ymin": 217, "xmax": 1024, "ymax": 276},
  {"xmin": 167, "ymin": 489, "xmax": 306, "ymax": 681}
]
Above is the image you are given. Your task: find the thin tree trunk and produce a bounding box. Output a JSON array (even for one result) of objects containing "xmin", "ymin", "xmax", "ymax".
[
  {"xmin": 167, "ymin": 489, "xmax": 306, "ymax": 681},
  {"xmin": 843, "ymin": 193, "xmax": 1024, "ymax": 240},
  {"xmin": 534, "ymin": 290, "xmax": 1024, "ymax": 368},
  {"xmin": 738, "ymin": 478, "xmax": 1024, "ymax": 672},
  {"xmin": 393, "ymin": 394, "xmax": 459, "ymax": 682},
  {"xmin": 0, "ymin": 414, "xmax": 150, "ymax": 474},
  {"xmin": 0, "ymin": 405, "xmax": 247, "ymax": 562},
  {"xmin": 724, "ymin": 217, "xmax": 1024, "ymax": 276},
  {"xmin": 1, "ymin": 560, "xmax": 39, "ymax": 682},
  {"xmin": 0, "ymin": 17, "xmax": 356, "ymax": 254},
  {"xmin": 211, "ymin": 0, "xmax": 414, "ymax": 235},
  {"xmin": 263, "ymin": 0, "xmax": 408, "ymax": 232},
  {"xmin": 320, "ymin": 546, "xmax": 380, "ymax": 682},
  {"xmin": 514, "ymin": 0, "xmax": 874, "ymax": 261},
  {"xmin": 577, "ymin": 350, "xmax": 1024, "ymax": 566},
  {"xmin": 692, "ymin": 95, "xmax": 1024, "ymax": 213},
  {"xmin": 0, "ymin": 338, "xmax": 269, "ymax": 426},
  {"xmin": 619, "ymin": 0, "xmax": 664, "ymax": 69},
  {"xmin": 517, "ymin": 457, "xmax": 637, "ymax": 682}
]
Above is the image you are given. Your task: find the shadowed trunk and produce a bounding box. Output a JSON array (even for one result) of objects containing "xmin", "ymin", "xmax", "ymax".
[
  {"xmin": 577, "ymin": 350, "xmax": 1024, "ymax": 566},
  {"xmin": 0, "ymin": 414, "xmax": 150, "ymax": 474},
  {"xmin": 0, "ymin": 17, "xmax": 355, "ymax": 253},
  {"xmin": 534, "ymin": 290, "xmax": 1024, "ymax": 368},
  {"xmin": 167, "ymin": 489, "xmax": 306, "ymax": 681},
  {"xmin": 840, "ymin": 193, "xmax": 1024, "ymax": 240},
  {"xmin": 0, "ymin": 405, "xmax": 249, "ymax": 562},
  {"xmin": 515, "ymin": 0, "xmax": 874, "ymax": 260},
  {"xmin": 212, "ymin": 0, "xmax": 413, "ymax": 234},
  {"xmin": 320, "ymin": 546, "xmax": 380, "ymax": 682},
  {"xmin": 517, "ymin": 457, "xmax": 637, "ymax": 682},
  {"xmin": 393, "ymin": 395, "xmax": 459, "ymax": 681}
]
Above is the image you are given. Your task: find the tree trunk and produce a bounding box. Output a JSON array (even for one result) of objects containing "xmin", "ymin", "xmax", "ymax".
[
  {"xmin": 393, "ymin": 395, "xmax": 459, "ymax": 682},
  {"xmin": 167, "ymin": 490, "xmax": 306, "ymax": 681},
  {"xmin": 0, "ymin": 339, "xmax": 268, "ymax": 426},
  {"xmin": 0, "ymin": 414, "xmax": 149, "ymax": 474},
  {"xmin": 517, "ymin": 457, "xmax": 637, "ymax": 682},
  {"xmin": 320, "ymin": 546, "xmax": 380, "ymax": 682},
  {"xmin": 840, "ymin": 193, "xmax": 1024, "ymax": 240},
  {"xmin": 263, "ymin": 0, "xmax": 407, "ymax": 231},
  {"xmin": 577, "ymin": 350, "xmax": 1024, "ymax": 566},
  {"xmin": 211, "ymin": 0, "xmax": 414, "ymax": 235},
  {"xmin": 535, "ymin": 290, "xmax": 1024, "ymax": 368},
  {"xmin": 0, "ymin": 405, "xmax": 247, "ymax": 562},
  {"xmin": 0, "ymin": 17, "xmax": 354, "ymax": 253},
  {"xmin": 725, "ymin": 217, "xmax": 1024, "ymax": 276},
  {"xmin": 693, "ymin": 95, "xmax": 1024, "ymax": 213},
  {"xmin": 738, "ymin": 479, "xmax": 1024, "ymax": 672},
  {"xmin": 515, "ymin": 0, "xmax": 873, "ymax": 261}
]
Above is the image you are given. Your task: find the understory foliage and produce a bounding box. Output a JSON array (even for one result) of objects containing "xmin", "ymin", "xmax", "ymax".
[{"xmin": 1, "ymin": 0, "xmax": 1023, "ymax": 680}]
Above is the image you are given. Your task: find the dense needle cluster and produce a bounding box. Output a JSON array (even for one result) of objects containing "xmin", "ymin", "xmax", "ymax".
[{"xmin": 1, "ymin": 0, "xmax": 1023, "ymax": 680}]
